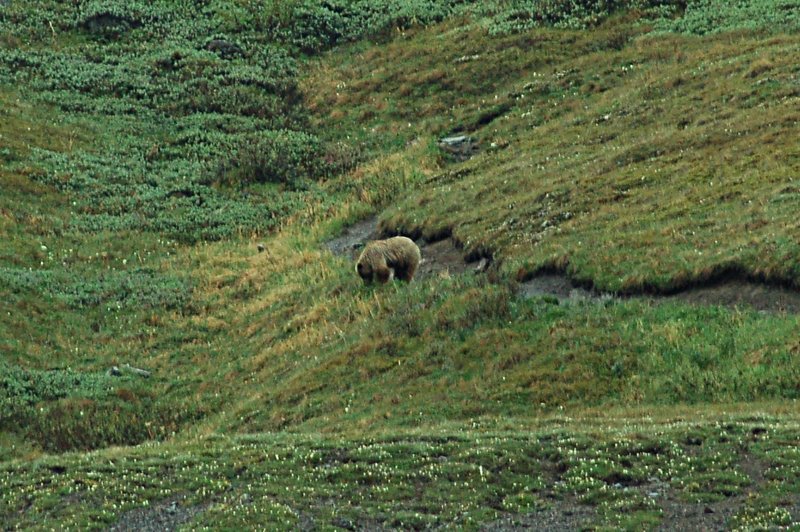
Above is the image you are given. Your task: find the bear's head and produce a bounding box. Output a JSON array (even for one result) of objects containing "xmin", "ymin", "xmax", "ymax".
[
  {"xmin": 356, "ymin": 261, "xmax": 372, "ymax": 282},
  {"xmin": 356, "ymin": 260, "xmax": 391, "ymax": 284}
]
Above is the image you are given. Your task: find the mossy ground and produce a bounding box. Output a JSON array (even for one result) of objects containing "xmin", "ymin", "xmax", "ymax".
[{"xmin": 3, "ymin": 1, "xmax": 800, "ymax": 529}]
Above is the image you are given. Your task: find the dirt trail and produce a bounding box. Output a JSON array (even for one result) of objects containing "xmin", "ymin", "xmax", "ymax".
[
  {"xmin": 326, "ymin": 218, "xmax": 800, "ymax": 313},
  {"xmin": 481, "ymin": 504, "xmax": 596, "ymax": 531},
  {"xmin": 517, "ymin": 274, "xmax": 599, "ymax": 302},
  {"xmin": 661, "ymin": 280, "xmax": 800, "ymax": 313},
  {"xmin": 519, "ymin": 273, "xmax": 800, "ymax": 313},
  {"xmin": 109, "ymin": 496, "xmax": 206, "ymax": 531},
  {"xmin": 324, "ymin": 217, "xmax": 380, "ymax": 259}
]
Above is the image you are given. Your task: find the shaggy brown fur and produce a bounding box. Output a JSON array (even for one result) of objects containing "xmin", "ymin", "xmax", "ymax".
[{"xmin": 356, "ymin": 236, "xmax": 421, "ymax": 284}]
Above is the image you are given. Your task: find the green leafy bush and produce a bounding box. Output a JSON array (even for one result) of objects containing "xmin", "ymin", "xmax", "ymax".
[
  {"xmin": 0, "ymin": 363, "xmax": 117, "ymax": 413},
  {"xmin": 266, "ymin": 0, "xmax": 467, "ymax": 52},
  {"xmin": 0, "ymin": 0, "xmax": 325, "ymax": 245},
  {"xmin": 482, "ymin": 0, "xmax": 685, "ymax": 34},
  {"xmin": 218, "ymin": 129, "xmax": 366, "ymax": 189},
  {"xmin": 657, "ymin": 0, "xmax": 800, "ymax": 34},
  {"xmin": 0, "ymin": 267, "xmax": 192, "ymax": 309},
  {"xmin": 24, "ymin": 397, "xmax": 207, "ymax": 452},
  {"xmin": 0, "ymin": 361, "xmax": 210, "ymax": 452},
  {"xmin": 219, "ymin": 130, "xmax": 323, "ymax": 188}
]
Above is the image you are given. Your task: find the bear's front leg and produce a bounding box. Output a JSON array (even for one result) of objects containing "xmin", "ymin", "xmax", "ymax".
[{"xmin": 376, "ymin": 267, "xmax": 392, "ymax": 284}]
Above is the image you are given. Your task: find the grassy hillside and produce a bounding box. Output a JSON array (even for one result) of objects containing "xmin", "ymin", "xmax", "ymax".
[
  {"xmin": 320, "ymin": 18, "xmax": 800, "ymax": 293},
  {"xmin": 3, "ymin": 0, "xmax": 800, "ymax": 529}
]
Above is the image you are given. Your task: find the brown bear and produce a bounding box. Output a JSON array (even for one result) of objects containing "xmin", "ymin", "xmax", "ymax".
[{"xmin": 356, "ymin": 236, "xmax": 421, "ymax": 284}]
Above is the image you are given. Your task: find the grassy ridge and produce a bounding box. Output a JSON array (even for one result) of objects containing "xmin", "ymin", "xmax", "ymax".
[{"xmin": 329, "ymin": 20, "xmax": 800, "ymax": 292}]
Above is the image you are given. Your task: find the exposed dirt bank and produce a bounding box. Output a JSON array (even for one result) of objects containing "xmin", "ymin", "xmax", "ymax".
[
  {"xmin": 326, "ymin": 218, "xmax": 800, "ymax": 313},
  {"xmin": 660, "ymin": 279, "xmax": 800, "ymax": 313}
]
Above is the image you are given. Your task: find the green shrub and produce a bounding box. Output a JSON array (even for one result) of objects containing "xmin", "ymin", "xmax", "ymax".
[
  {"xmin": 657, "ymin": 0, "xmax": 800, "ymax": 35},
  {"xmin": 0, "ymin": 0, "xmax": 319, "ymax": 246},
  {"xmin": 23, "ymin": 397, "xmax": 207, "ymax": 452},
  {"xmin": 483, "ymin": 0, "xmax": 685, "ymax": 35},
  {"xmin": 0, "ymin": 267, "xmax": 192, "ymax": 309},
  {"xmin": 0, "ymin": 361, "xmax": 209, "ymax": 452},
  {"xmin": 217, "ymin": 129, "xmax": 365, "ymax": 190},
  {"xmin": 266, "ymin": 0, "xmax": 466, "ymax": 53},
  {"xmin": 0, "ymin": 363, "xmax": 117, "ymax": 414},
  {"xmin": 218, "ymin": 130, "xmax": 323, "ymax": 188}
]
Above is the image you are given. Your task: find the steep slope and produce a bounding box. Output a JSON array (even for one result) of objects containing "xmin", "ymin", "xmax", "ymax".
[{"xmin": 307, "ymin": 17, "xmax": 800, "ymax": 292}]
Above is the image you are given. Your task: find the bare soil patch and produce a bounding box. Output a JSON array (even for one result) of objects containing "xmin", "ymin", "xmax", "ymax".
[
  {"xmin": 521, "ymin": 274, "xmax": 800, "ymax": 313},
  {"xmin": 655, "ymin": 495, "xmax": 738, "ymax": 531},
  {"xmin": 481, "ymin": 504, "xmax": 596, "ymax": 531},
  {"xmin": 416, "ymin": 237, "xmax": 480, "ymax": 280},
  {"xmin": 109, "ymin": 496, "xmax": 206, "ymax": 532},
  {"xmin": 517, "ymin": 274, "xmax": 598, "ymax": 302}
]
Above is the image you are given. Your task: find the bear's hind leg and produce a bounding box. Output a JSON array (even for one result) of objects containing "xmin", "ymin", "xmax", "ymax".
[{"xmin": 396, "ymin": 262, "xmax": 418, "ymax": 282}]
